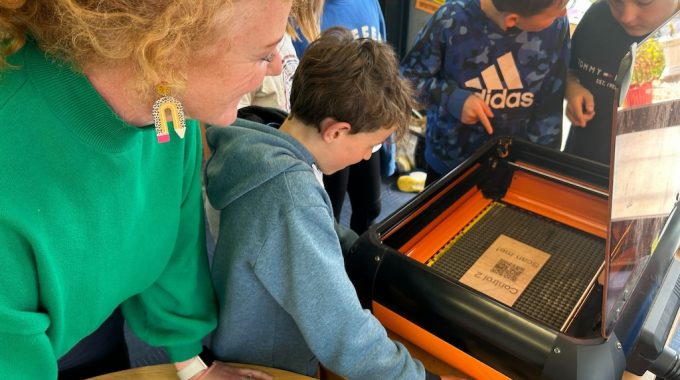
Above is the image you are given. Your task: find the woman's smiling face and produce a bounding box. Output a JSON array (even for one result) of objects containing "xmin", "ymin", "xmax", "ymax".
[{"xmin": 182, "ymin": 0, "xmax": 292, "ymax": 126}]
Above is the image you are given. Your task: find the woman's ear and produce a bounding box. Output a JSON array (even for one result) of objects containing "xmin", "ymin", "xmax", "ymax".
[{"xmin": 319, "ymin": 117, "xmax": 352, "ymax": 143}]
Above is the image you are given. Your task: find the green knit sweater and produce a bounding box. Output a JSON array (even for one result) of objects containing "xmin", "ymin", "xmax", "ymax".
[{"xmin": 0, "ymin": 41, "xmax": 217, "ymax": 378}]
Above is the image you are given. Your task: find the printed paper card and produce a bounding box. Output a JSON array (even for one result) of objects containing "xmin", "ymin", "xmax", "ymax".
[{"xmin": 459, "ymin": 234, "xmax": 551, "ymax": 306}]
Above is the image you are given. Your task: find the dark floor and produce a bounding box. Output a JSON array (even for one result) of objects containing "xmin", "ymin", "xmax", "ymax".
[{"xmin": 337, "ymin": 174, "xmax": 417, "ymax": 229}]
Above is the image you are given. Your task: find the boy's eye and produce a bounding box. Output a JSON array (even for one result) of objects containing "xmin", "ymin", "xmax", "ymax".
[{"xmin": 262, "ymin": 52, "xmax": 276, "ymax": 63}]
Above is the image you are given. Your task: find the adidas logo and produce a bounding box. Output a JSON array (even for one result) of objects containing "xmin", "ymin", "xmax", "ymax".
[{"xmin": 464, "ymin": 52, "xmax": 534, "ymax": 109}]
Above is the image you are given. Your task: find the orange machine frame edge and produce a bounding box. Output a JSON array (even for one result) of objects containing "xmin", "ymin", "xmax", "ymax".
[{"xmin": 373, "ymin": 302, "xmax": 511, "ymax": 380}]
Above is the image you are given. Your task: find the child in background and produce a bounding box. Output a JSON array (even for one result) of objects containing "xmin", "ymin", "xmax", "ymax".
[
  {"xmin": 563, "ymin": 0, "xmax": 679, "ymax": 165},
  {"xmin": 205, "ymin": 27, "xmax": 461, "ymax": 380},
  {"xmin": 401, "ymin": 0, "xmax": 570, "ymax": 185}
]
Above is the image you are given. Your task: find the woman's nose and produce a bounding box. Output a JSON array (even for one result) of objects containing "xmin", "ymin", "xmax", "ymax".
[{"xmin": 266, "ymin": 51, "xmax": 283, "ymax": 76}]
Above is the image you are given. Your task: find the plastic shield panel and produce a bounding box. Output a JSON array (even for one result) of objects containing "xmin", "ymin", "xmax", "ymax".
[{"xmin": 604, "ymin": 11, "xmax": 680, "ymax": 337}]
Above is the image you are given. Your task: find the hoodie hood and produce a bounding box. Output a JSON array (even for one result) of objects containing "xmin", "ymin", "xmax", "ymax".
[{"xmin": 204, "ymin": 118, "xmax": 316, "ymax": 210}]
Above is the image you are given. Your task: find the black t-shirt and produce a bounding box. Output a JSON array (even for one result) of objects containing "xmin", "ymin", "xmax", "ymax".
[{"xmin": 563, "ymin": 0, "xmax": 645, "ymax": 164}]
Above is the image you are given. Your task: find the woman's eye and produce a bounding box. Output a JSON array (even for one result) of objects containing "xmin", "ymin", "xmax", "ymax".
[{"xmin": 262, "ymin": 52, "xmax": 275, "ymax": 63}]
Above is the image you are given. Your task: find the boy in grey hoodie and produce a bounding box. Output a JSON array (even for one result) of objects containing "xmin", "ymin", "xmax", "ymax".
[{"xmin": 205, "ymin": 27, "xmax": 460, "ymax": 380}]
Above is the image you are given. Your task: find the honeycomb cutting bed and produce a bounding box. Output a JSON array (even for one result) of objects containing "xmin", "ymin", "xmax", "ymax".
[{"xmin": 429, "ymin": 202, "xmax": 604, "ymax": 331}]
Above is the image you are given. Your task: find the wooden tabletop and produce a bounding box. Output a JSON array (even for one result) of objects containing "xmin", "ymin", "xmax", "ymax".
[
  {"xmin": 88, "ymin": 363, "xmax": 316, "ymax": 380},
  {"xmin": 87, "ymin": 314, "xmax": 680, "ymax": 380}
]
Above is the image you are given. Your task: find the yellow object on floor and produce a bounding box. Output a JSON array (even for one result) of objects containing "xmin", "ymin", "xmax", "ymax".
[{"xmin": 397, "ymin": 171, "xmax": 427, "ymax": 193}]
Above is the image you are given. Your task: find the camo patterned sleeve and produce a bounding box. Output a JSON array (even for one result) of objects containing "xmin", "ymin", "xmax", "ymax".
[
  {"xmin": 400, "ymin": 3, "xmax": 473, "ymax": 119},
  {"xmin": 526, "ymin": 17, "xmax": 570, "ymax": 149}
]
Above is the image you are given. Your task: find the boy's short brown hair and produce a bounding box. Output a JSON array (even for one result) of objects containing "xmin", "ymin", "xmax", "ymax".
[
  {"xmin": 289, "ymin": 26, "xmax": 416, "ymax": 139},
  {"xmin": 492, "ymin": 0, "xmax": 565, "ymax": 17}
]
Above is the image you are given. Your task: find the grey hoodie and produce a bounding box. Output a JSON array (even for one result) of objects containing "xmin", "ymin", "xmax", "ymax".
[{"xmin": 204, "ymin": 119, "xmax": 427, "ymax": 379}]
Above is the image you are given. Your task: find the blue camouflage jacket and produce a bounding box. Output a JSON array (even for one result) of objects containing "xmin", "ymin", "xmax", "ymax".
[{"xmin": 401, "ymin": 0, "xmax": 570, "ymax": 174}]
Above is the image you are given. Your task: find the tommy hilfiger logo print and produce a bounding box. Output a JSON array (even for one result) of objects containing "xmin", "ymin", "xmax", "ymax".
[{"xmin": 464, "ymin": 52, "xmax": 534, "ymax": 109}]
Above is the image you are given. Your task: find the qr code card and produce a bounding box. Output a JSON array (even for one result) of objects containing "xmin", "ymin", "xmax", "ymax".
[{"xmin": 459, "ymin": 234, "xmax": 551, "ymax": 306}]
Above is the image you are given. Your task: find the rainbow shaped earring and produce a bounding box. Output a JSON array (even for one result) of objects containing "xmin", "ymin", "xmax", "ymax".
[{"xmin": 152, "ymin": 83, "xmax": 186, "ymax": 144}]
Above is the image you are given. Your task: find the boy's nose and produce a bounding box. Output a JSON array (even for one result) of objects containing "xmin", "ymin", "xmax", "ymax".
[{"xmin": 617, "ymin": 3, "xmax": 639, "ymax": 26}]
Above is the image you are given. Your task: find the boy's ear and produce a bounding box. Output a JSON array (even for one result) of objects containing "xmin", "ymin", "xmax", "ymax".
[
  {"xmin": 320, "ymin": 117, "xmax": 352, "ymax": 143},
  {"xmin": 503, "ymin": 13, "xmax": 520, "ymax": 29}
]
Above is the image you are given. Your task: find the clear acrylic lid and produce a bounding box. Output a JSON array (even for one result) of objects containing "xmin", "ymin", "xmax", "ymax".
[{"xmin": 604, "ymin": 11, "xmax": 680, "ymax": 337}]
